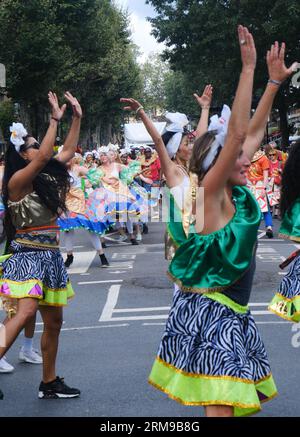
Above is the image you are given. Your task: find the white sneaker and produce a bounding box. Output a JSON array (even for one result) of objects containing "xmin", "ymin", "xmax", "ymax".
[
  {"xmin": 0, "ymin": 356, "xmax": 14, "ymax": 373},
  {"xmin": 19, "ymin": 348, "xmax": 43, "ymax": 364},
  {"xmin": 136, "ymin": 234, "xmax": 142, "ymax": 242}
]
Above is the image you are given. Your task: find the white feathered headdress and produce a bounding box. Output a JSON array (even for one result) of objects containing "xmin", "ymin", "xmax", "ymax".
[
  {"xmin": 202, "ymin": 104, "xmax": 231, "ymax": 172},
  {"xmin": 164, "ymin": 112, "xmax": 189, "ymax": 159},
  {"xmin": 10, "ymin": 122, "xmax": 28, "ymax": 153}
]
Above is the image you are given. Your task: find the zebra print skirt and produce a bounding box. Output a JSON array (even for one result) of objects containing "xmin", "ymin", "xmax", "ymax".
[
  {"xmin": 0, "ymin": 241, "xmax": 74, "ymax": 307},
  {"xmin": 269, "ymin": 255, "xmax": 300, "ymax": 322},
  {"xmin": 148, "ymin": 288, "xmax": 277, "ymax": 417}
]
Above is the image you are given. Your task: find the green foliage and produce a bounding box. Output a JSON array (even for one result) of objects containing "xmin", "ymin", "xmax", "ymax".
[
  {"xmin": 0, "ymin": 0, "xmax": 142, "ymax": 142},
  {"xmin": 140, "ymin": 53, "xmax": 169, "ymax": 115},
  {"xmin": 0, "ymin": 100, "xmax": 14, "ymax": 141},
  {"xmin": 147, "ymin": 0, "xmax": 300, "ymax": 145}
]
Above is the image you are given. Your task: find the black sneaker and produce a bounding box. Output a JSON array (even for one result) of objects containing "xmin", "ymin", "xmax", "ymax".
[
  {"xmin": 64, "ymin": 254, "xmax": 74, "ymax": 268},
  {"xmin": 266, "ymin": 228, "xmax": 274, "ymax": 239},
  {"xmin": 0, "ymin": 389, "xmax": 3, "ymax": 400},
  {"xmin": 39, "ymin": 376, "xmax": 80, "ymax": 399},
  {"xmin": 131, "ymin": 238, "xmax": 139, "ymax": 246},
  {"xmin": 100, "ymin": 253, "xmax": 109, "ymax": 267}
]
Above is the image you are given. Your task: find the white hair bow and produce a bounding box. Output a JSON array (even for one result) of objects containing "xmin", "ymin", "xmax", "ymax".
[
  {"xmin": 98, "ymin": 146, "xmax": 109, "ymax": 155},
  {"xmin": 10, "ymin": 122, "xmax": 28, "ymax": 153},
  {"xmin": 202, "ymin": 105, "xmax": 231, "ymax": 172},
  {"xmin": 108, "ymin": 143, "xmax": 119, "ymax": 152},
  {"xmin": 120, "ymin": 148, "xmax": 131, "ymax": 156},
  {"xmin": 164, "ymin": 112, "xmax": 189, "ymax": 159}
]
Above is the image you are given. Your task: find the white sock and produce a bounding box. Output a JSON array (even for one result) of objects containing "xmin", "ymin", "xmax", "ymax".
[
  {"xmin": 23, "ymin": 336, "xmax": 33, "ymax": 353},
  {"xmin": 64, "ymin": 230, "xmax": 75, "ymax": 253},
  {"xmin": 88, "ymin": 232, "xmax": 103, "ymax": 252}
]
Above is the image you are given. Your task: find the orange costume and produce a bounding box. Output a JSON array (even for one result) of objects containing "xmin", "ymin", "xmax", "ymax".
[{"xmin": 247, "ymin": 151, "xmax": 270, "ymax": 212}]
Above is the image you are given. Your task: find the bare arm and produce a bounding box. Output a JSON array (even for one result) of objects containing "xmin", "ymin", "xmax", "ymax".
[
  {"xmin": 194, "ymin": 84, "xmax": 213, "ymax": 138},
  {"xmin": 243, "ymin": 42, "xmax": 298, "ymax": 160},
  {"xmin": 202, "ymin": 26, "xmax": 256, "ymax": 195},
  {"xmin": 120, "ymin": 99, "xmax": 184, "ymax": 188},
  {"xmin": 56, "ymin": 92, "xmax": 83, "ymax": 164},
  {"xmin": 8, "ymin": 92, "xmax": 66, "ymax": 198}
]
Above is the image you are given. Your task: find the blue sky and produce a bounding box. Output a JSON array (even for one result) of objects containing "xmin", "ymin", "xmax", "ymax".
[{"xmin": 115, "ymin": 0, "xmax": 165, "ymax": 62}]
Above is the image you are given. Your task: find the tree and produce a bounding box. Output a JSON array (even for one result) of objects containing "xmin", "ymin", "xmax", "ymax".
[
  {"xmin": 140, "ymin": 53, "xmax": 170, "ymax": 116},
  {"xmin": 147, "ymin": 0, "xmax": 300, "ymax": 147},
  {"xmin": 0, "ymin": 100, "xmax": 14, "ymax": 142},
  {"xmin": 0, "ymin": 0, "xmax": 142, "ymax": 143}
]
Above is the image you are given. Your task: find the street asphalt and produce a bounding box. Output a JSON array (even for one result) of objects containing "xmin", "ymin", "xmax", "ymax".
[{"xmin": 0, "ymin": 218, "xmax": 299, "ymax": 417}]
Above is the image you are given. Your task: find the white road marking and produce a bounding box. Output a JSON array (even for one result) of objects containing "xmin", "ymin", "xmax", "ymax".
[
  {"xmin": 99, "ymin": 283, "xmax": 278, "ymax": 322},
  {"xmin": 259, "ymin": 239, "xmax": 286, "ymax": 242},
  {"xmin": 106, "ymin": 262, "xmax": 134, "ymax": 269},
  {"xmin": 78, "ymin": 279, "xmax": 123, "ymax": 285},
  {"xmin": 112, "ymin": 253, "xmax": 136, "ymax": 260},
  {"xmin": 99, "ymin": 285, "xmax": 121, "ymax": 322},
  {"xmin": 35, "ymin": 324, "xmax": 129, "ymax": 333},
  {"xmin": 257, "ymin": 254, "xmax": 285, "ymax": 262},
  {"xmin": 257, "ymin": 247, "xmax": 276, "ymax": 253},
  {"xmin": 114, "ymin": 307, "xmax": 170, "ymax": 313},
  {"xmin": 61, "ymin": 245, "xmax": 85, "ymax": 249},
  {"xmin": 258, "ymin": 231, "xmax": 266, "ymax": 239},
  {"xmin": 64, "ymin": 251, "xmax": 96, "ymax": 274},
  {"xmin": 143, "ymin": 323, "xmax": 165, "ymax": 326}
]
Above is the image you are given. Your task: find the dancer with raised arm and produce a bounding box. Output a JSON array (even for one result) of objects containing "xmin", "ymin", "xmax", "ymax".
[
  {"xmin": 0, "ymin": 91, "xmax": 82, "ymax": 399},
  {"xmin": 122, "ymin": 27, "xmax": 296, "ymax": 417},
  {"xmin": 268, "ymin": 140, "xmax": 300, "ymax": 322}
]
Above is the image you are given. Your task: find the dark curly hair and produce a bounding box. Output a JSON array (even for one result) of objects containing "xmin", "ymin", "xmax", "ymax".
[
  {"xmin": 1, "ymin": 141, "xmax": 71, "ymax": 251},
  {"xmin": 280, "ymin": 141, "xmax": 300, "ymax": 217}
]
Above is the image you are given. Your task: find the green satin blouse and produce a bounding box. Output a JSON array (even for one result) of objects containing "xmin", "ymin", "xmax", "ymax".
[
  {"xmin": 167, "ymin": 186, "xmax": 261, "ymax": 294},
  {"xmin": 279, "ymin": 198, "xmax": 300, "ymax": 242}
]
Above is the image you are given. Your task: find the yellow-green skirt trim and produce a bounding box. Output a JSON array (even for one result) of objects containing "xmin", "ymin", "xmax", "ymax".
[{"xmin": 148, "ymin": 357, "xmax": 277, "ymax": 417}]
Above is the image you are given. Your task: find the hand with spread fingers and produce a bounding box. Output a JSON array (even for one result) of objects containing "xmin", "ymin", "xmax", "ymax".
[
  {"xmin": 64, "ymin": 91, "xmax": 83, "ymax": 119},
  {"xmin": 267, "ymin": 41, "xmax": 298, "ymax": 84},
  {"xmin": 48, "ymin": 91, "xmax": 67, "ymax": 121},
  {"xmin": 120, "ymin": 98, "xmax": 143, "ymax": 112},
  {"xmin": 194, "ymin": 84, "xmax": 213, "ymax": 109}
]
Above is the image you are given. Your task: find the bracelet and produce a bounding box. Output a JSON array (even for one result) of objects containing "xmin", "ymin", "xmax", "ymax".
[
  {"xmin": 51, "ymin": 116, "xmax": 59, "ymax": 122},
  {"xmin": 268, "ymin": 79, "xmax": 281, "ymax": 87},
  {"xmin": 201, "ymin": 106, "xmax": 210, "ymax": 110},
  {"xmin": 136, "ymin": 105, "xmax": 144, "ymax": 115}
]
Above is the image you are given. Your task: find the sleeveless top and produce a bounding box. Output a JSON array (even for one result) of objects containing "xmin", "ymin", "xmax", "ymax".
[
  {"xmin": 69, "ymin": 170, "xmax": 82, "ymax": 189},
  {"xmin": 167, "ymin": 185, "xmax": 261, "ymax": 299},
  {"xmin": 278, "ymin": 198, "xmax": 300, "ymax": 242},
  {"xmin": 165, "ymin": 168, "xmax": 191, "ymax": 261},
  {"xmin": 8, "ymin": 192, "xmax": 57, "ymax": 230},
  {"xmin": 109, "ymin": 164, "xmax": 120, "ymax": 179}
]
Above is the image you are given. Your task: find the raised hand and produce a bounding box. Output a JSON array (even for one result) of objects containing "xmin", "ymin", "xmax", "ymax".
[
  {"xmin": 64, "ymin": 91, "xmax": 83, "ymax": 118},
  {"xmin": 267, "ymin": 42, "xmax": 298, "ymax": 83},
  {"xmin": 48, "ymin": 91, "xmax": 66, "ymax": 121},
  {"xmin": 120, "ymin": 98, "xmax": 142, "ymax": 112},
  {"xmin": 194, "ymin": 84, "xmax": 213, "ymax": 109},
  {"xmin": 238, "ymin": 25, "xmax": 257, "ymax": 72}
]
